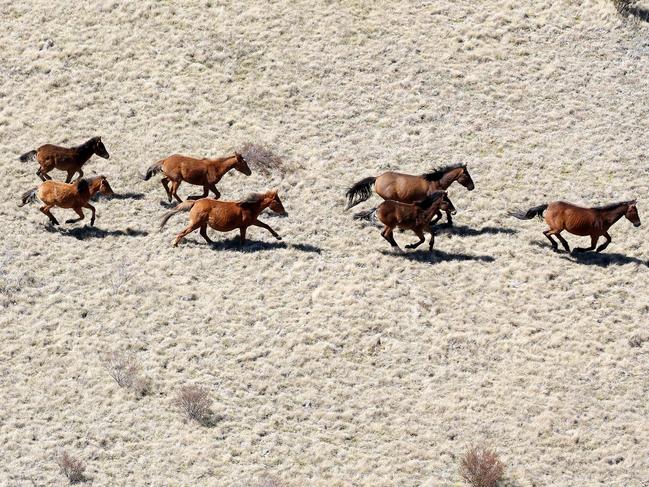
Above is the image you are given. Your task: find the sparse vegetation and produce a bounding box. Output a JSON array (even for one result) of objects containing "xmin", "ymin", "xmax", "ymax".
[
  {"xmin": 613, "ymin": 0, "xmax": 631, "ymax": 13},
  {"xmin": 103, "ymin": 351, "xmax": 151, "ymax": 397},
  {"xmin": 459, "ymin": 446, "xmax": 505, "ymax": 487},
  {"xmin": 239, "ymin": 142, "xmax": 289, "ymax": 176},
  {"xmin": 174, "ymin": 385, "xmax": 212, "ymax": 424},
  {"xmin": 56, "ymin": 451, "xmax": 86, "ymax": 484}
]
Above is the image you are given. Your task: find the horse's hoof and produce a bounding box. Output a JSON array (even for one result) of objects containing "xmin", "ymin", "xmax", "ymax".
[{"xmin": 276, "ymin": 236, "xmax": 282, "ymax": 241}]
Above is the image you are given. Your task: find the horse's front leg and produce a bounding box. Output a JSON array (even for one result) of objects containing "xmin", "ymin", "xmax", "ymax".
[
  {"xmin": 65, "ymin": 207, "xmax": 85, "ymax": 224},
  {"xmin": 445, "ymin": 210, "xmax": 453, "ymax": 226},
  {"xmin": 429, "ymin": 210, "xmax": 442, "ymax": 228},
  {"xmin": 209, "ymin": 184, "xmax": 221, "ymax": 200},
  {"xmin": 83, "ymin": 202, "xmax": 96, "ymax": 226},
  {"xmin": 239, "ymin": 226, "xmax": 247, "ymax": 244},
  {"xmin": 252, "ymin": 219, "xmax": 281, "ymax": 240},
  {"xmin": 573, "ymin": 235, "xmax": 598, "ymax": 253},
  {"xmin": 36, "ymin": 168, "xmax": 47, "ymax": 182},
  {"xmin": 596, "ymin": 232, "xmax": 612, "ymax": 253},
  {"xmin": 187, "ymin": 185, "xmax": 209, "ymax": 200}
]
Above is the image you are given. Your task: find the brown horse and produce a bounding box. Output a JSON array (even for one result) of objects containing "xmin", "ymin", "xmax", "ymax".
[
  {"xmin": 20, "ymin": 175, "xmax": 114, "ymax": 226},
  {"xmin": 20, "ymin": 137, "xmax": 110, "ymax": 183},
  {"xmin": 345, "ymin": 163, "xmax": 474, "ymax": 225},
  {"xmin": 160, "ymin": 191, "xmax": 287, "ymax": 247},
  {"xmin": 142, "ymin": 152, "xmax": 252, "ymax": 203},
  {"xmin": 354, "ymin": 191, "xmax": 455, "ymax": 251},
  {"xmin": 510, "ymin": 200, "xmax": 641, "ymax": 253}
]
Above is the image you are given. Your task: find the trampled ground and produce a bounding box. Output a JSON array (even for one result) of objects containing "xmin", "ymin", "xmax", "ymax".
[{"xmin": 1, "ymin": 1, "xmax": 648, "ymax": 485}]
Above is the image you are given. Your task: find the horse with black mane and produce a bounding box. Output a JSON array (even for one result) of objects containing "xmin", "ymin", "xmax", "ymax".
[{"xmin": 345, "ymin": 163, "xmax": 474, "ymax": 225}]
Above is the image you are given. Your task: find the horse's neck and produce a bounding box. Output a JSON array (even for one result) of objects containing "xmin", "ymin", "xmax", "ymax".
[
  {"xmin": 600, "ymin": 205, "xmax": 627, "ymax": 228},
  {"xmin": 216, "ymin": 156, "xmax": 237, "ymax": 170},
  {"xmin": 76, "ymin": 140, "xmax": 95, "ymax": 159},
  {"xmin": 421, "ymin": 201, "xmax": 441, "ymax": 220},
  {"xmin": 435, "ymin": 169, "xmax": 460, "ymax": 190}
]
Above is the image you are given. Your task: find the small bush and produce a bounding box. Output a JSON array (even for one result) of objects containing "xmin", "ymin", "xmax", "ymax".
[
  {"xmin": 56, "ymin": 451, "xmax": 86, "ymax": 484},
  {"xmin": 613, "ymin": 0, "xmax": 631, "ymax": 13},
  {"xmin": 255, "ymin": 476, "xmax": 284, "ymax": 487},
  {"xmin": 459, "ymin": 445, "xmax": 505, "ymax": 487},
  {"xmin": 103, "ymin": 351, "xmax": 150, "ymax": 397},
  {"xmin": 239, "ymin": 142, "xmax": 288, "ymax": 176},
  {"xmin": 174, "ymin": 385, "xmax": 212, "ymax": 423}
]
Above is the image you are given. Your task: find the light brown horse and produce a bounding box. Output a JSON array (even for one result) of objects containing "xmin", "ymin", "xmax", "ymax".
[
  {"xmin": 354, "ymin": 191, "xmax": 455, "ymax": 250},
  {"xmin": 20, "ymin": 175, "xmax": 114, "ymax": 226},
  {"xmin": 20, "ymin": 137, "xmax": 110, "ymax": 183},
  {"xmin": 510, "ymin": 200, "xmax": 640, "ymax": 253},
  {"xmin": 160, "ymin": 191, "xmax": 287, "ymax": 247},
  {"xmin": 142, "ymin": 152, "xmax": 252, "ymax": 203},
  {"xmin": 345, "ymin": 163, "xmax": 474, "ymax": 225}
]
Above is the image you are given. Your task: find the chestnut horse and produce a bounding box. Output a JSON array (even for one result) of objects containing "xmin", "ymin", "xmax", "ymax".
[
  {"xmin": 354, "ymin": 191, "xmax": 455, "ymax": 250},
  {"xmin": 142, "ymin": 152, "xmax": 252, "ymax": 203},
  {"xmin": 19, "ymin": 136, "xmax": 110, "ymax": 182},
  {"xmin": 345, "ymin": 163, "xmax": 474, "ymax": 225},
  {"xmin": 510, "ymin": 200, "xmax": 641, "ymax": 253},
  {"xmin": 160, "ymin": 191, "xmax": 287, "ymax": 247},
  {"xmin": 20, "ymin": 175, "xmax": 114, "ymax": 226}
]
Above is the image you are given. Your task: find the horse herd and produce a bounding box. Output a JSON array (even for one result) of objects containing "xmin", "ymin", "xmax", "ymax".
[{"xmin": 17, "ymin": 136, "xmax": 642, "ymax": 254}]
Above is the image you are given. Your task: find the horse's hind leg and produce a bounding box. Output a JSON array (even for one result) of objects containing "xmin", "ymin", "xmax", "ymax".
[
  {"xmin": 405, "ymin": 228, "xmax": 426, "ymax": 249},
  {"xmin": 381, "ymin": 226, "xmax": 399, "ymax": 249},
  {"xmin": 573, "ymin": 235, "xmax": 598, "ymax": 253},
  {"xmin": 161, "ymin": 177, "xmax": 172, "ymax": 202},
  {"xmin": 65, "ymin": 207, "xmax": 85, "ymax": 224},
  {"xmin": 188, "ymin": 185, "xmax": 209, "ymax": 200},
  {"xmin": 173, "ymin": 221, "xmax": 201, "ymax": 247},
  {"xmin": 543, "ymin": 229, "xmax": 558, "ymax": 251},
  {"xmin": 170, "ymin": 181, "xmax": 182, "ymax": 203},
  {"xmin": 199, "ymin": 223, "xmax": 213, "ymax": 244},
  {"xmin": 554, "ymin": 232, "xmax": 570, "ymax": 252},
  {"xmin": 40, "ymin": 205, "xmax": 59, "ymax": 225},
  {"xmin": 445, "ymin": 210, "xmax": 453, "ymax": 226},
  {"xmin": 429, "ymin": 230, "xmax": 436, "ymax": 250},
  {"xmin": 596, "ymin": 232, "xmax": 611, "ymax": 253},
  {"xmin": 65, "ymin": 169, "xmax": 77, "ymax": 183},
  {"xmin": 209, "ymin": 184, "xmax": 221, "ymax": 200}
]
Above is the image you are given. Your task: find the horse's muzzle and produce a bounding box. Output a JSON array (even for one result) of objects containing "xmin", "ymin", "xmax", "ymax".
[{"xmin": 634, "ymin": 222, "xmax": 641, "ymax": 227}]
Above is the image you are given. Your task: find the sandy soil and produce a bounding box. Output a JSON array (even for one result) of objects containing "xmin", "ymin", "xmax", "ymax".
[{"xmin": 1, "ymin": 1, "xmax": 649, "ymax": 485}]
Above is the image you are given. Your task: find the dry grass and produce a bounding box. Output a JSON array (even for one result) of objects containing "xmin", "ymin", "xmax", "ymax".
[
  {"xmin": 56, "ymin": 451, "xmax": 86, "ymax": 484},
  {"xmin": 459, "ymin": 446, "xmax": 505, "ymax": 487},
  {"xmin": 174, "ymin": 385, "xmax": 212, "ymax": 424}
]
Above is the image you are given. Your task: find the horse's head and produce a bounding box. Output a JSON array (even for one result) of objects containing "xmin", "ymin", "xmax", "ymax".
[
  {"xmin": 234, "ymin": 152, "xmax": 252, "ymax": 176},
  {"xmin": 457, "ymin": 166, "xmax": 474, "ymax": 191},
  {"xmin": 440, "ymin": 192, "xmax": 457, "ymax": 215},
  {"xmin": 268, "ymin": 190, "xmax": 288, "ymax": 216},
  {"xmin": 98, "ymin": 176, "xmax": 114, "ymax": 196},
  {"xmin": 625, "ymin": 200, "xmax": 641, "ymax": 227},
  {"xmin": 92, "ymin": 137, "xmax": 110, "ymax": 159}
]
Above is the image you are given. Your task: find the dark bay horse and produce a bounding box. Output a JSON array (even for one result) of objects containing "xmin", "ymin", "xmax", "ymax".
[
  {"xmin": 160, "ymin": 191, "xmax": 287, "ymax": 247},
  {"xmin": 354, "ymin": 191, "xmax": 455, "ymax": 251},
  {"xmin": 143, "ymin": 152, "xmax": 251, "ymax": 203},
  {"xmin": 510, "ymin": 200, "xmax": 640, "ymax": 253},
  {"xmin": 20, "ymin": 175, "xmax": 114, "ymax": 226},
  {"xmin": 345, "ymin": 163, "xmax": 474, "ymax": 225},
  {"xmin": 20, "ymin": 137, "xmax": 110, "ymax": 182}
]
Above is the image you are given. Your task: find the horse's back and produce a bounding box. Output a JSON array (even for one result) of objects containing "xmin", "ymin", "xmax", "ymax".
[
  {"xmin": 36, "ymin": 144, "xmax": 75, "ymax": 161},
  {"xmin": 190, "ymin": 198, "xmax": 241, "ymax": 230},
  {"xmin": 38, "ymin": 180, "xmax": 77, "ymax": 206},
  {"xmin": 547, "ymin": 201, "xmax": 597, "ymax": 235},
  {"xmin": 377, "ymin": 200, "xmax": 417, "ymax": 227},
  {"xmin": 376, "ymin": 172, "xmax": 429, "ymax": 203},
  {"xmin": 163, "ymin": 155, "xmax": 208, "ymax": 182}
]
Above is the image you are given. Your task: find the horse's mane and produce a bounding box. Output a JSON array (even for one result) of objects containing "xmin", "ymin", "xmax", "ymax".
[
  {"xmin": 415, "ymin": 191, "xmax": 445, "ymax": 209},
  {"xmin": 594, "ymin": 200, "xmax": 636, "ymax": 211},
  {"xmin": 422, "ymin": 162, "xmax": 466, "ymax": 181},
  {"xmin": 77, "ymin": 136, "xmax": 100, "ymax": 150},
  {"xmin": 75, "ymin": 176, "xmax": 102, "ymax": 193},
  {"xmin": 239, "ymin": 192, "xmax": 266, "ymax": 207}
]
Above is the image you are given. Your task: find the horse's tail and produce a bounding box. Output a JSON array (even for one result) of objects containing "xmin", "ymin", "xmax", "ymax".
[
  {"xmin": 509, "ymin": 204, "xmax": 548, "ymax": 220},
  {"xmin": 345, "ymin": 176, "xmax": 376, "ymax": 209},
  {"xmin": 353, "ymin": 207, "xmax": 377, "ymax": 222},
  {"xmin": 142, "ymin": 159, "xmax": 164, "ymax": 181},
  {"xmin": 160, "ymin": 200, "xmax": 195, "ymax": 230},
  {"xmin": 19, "ymin": 150, "xmax": 37, "ymax": 163},
  {"xmin": 19, "ymin": 187, "xmax": 39, "ymax": 207}
]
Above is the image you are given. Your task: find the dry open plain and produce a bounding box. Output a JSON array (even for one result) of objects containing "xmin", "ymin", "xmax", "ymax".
[{"xmin": 1, "ymin": 0, "xmax": 649, "ymax": 485}]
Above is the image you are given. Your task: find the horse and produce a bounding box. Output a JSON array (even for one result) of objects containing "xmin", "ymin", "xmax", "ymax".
[
  {"xmin": 510, "ymin": 200, "xmax": 640, "ymax": 253},
  {"xmin": 19, "ymin": 136, "xmax": 110, "ymax": 183},
  {"xmin": 20, "ymin": 175, "xmax": 114, "ymax": 226},
  {"xmin": 354, "ymin": 191, "xmax": 456, "ymax": 251},
  {"xmin": 160, "ymin": 190, "xmax": 287, "ymax": 247},
  {"xmin": 142, "ymin": 152, "xmax": 252, "ymax": 203},
  {"xmin": 345, "ymin": 163, "xmax": 474, "ymax": 225}
]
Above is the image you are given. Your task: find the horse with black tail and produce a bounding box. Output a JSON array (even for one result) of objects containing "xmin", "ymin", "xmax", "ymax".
[
  {"xmin": 345, "ymin": 163, "xmax": 474, "ymax": 225},
  {"xmin": 510, "ymin": 200, "xmax": 640, "ymax": 253},
  {"xmin": 355, "ymin": 191, "xmax": 456, "ymax": 251}
]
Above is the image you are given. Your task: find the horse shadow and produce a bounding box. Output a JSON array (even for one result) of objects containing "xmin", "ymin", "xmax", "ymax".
[
  {"xmin": 200, "ymin": 238, "xmax": 321, "ymax": 253},
  {"xmin": 380, "ymin": 248, "xmax": 495, "ymax": 263},
  {"xmin": 45, "ymin": 225, "xmax": 149, "ymax": 240},
  {"xmin": 437, "ymin": 223, "xmax": 517, "ymax": 237},
  {"xmin": 530, "ymin": 240, "xmax": 648, "ymax": 266},
  {"xmin": 103, "ymin": 192, "xmax": 146, "ymax": 201},
  {"xmin": 622, "ymin": 4, "xmax": 649, "ymax": 22}
]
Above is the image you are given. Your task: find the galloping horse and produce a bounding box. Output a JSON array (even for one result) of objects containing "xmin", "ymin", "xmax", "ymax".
[
  {"xmin": 510, "ymin": 200, "xmax": 640, "ymax": 253},
  {"xmin": 160, "ymin": 191, "xmax": 287, "ymax": 247},
  {"xmin": 142, "ymin": 152, "xmax": 252, "ymax": 203},
  {"xmin": 20, "ymin": 137, "xmax": 110, "ymax": 182},
  {"xmin": 354, "ymin": 191, "xmax": 455, "ymax": 251},
  {"xmin": 20, "ymin": 175, "xmax": 114, "ymax": 226},
  {"xmin": 345, "ymin": 163, "xmax": 474, "ymax": 225}
]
